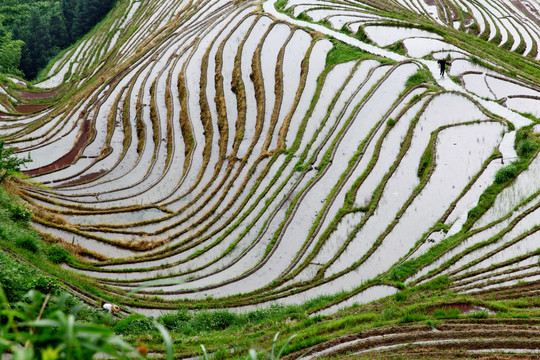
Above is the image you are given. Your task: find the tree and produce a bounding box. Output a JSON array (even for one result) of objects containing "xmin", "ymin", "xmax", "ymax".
[
  {"xmin": 49, "ymin": 4, "xmax": 68, "ymax": 50},
  {"xmin": 18, "ymin": 6, "xmax": 52, "ymax": 79},
  {"xmin": 61, "ymin": 0, "xmax": 76, "ymax": 42},
  {"xmin": 0, "ymin": 140, "xmax": 32, "ymax": 183},
  {"xmin": 0, "ymin": 33, "xmax": 24, "ymax": 74},
  {"xmin": 0, "ymin": 16, "xmax": 24, "ymax": 75}
]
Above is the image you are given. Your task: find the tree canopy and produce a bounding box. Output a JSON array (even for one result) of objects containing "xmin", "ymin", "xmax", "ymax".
[{"xmin": 0, "ymin": 0, "xmax": 117, "ymax": 79}]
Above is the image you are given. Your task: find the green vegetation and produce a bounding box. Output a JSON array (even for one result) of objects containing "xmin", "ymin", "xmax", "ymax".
[
  {"xmin": 0, "ymin": 285, "xmax": 147, "ymax": 359},
  {"xmin": 384, "ymin": 40, "xmax": 406, "ymax": 55},
  {"xmin": 0, "ymin": 251, "xmax": 58, "ymax": 302},
  {"xmin": 1, "ymin": 0, "xmax": 539, "ymax": 358},
  {"xmin": 494, "ymin": 162, "xmax": 519, "ymax": 184},
  {"xmin": 463, "ymin": 125, "xmax": 540, "ymax": 229},
  {"xmin": 0, "ymin": 140, "xmax": 32, "ymax": 183},
  {"xmin": 46, "ymin": 245, "xmax": 71, "ymax": 264},
  {"xmin": 354, "ymin": 25, "xmax": 372, "ymax": 44},
  {"xmin": 0, "ymin": 22, "xmax": 24, "ymax": 75},
  {"xmin": 0, "ymin": 0, "xmax": 118, "ymax": 79},
  {"xmin": 405, "ymin": 68, "xmax": 434, "ymax": 88},
  {"xmin": 325, "ymin": 39, "xmax": 372, "ymax": 66}
]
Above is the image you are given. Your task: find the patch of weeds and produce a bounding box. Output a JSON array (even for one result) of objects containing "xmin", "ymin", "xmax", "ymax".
[
  {"xmin": 395, "ymin": 292, "xmax": 407, "ymax": 302},
  {"xmin": 432, "ymin": 307, "xmax": 461, "ymax": 319},
  {"xmin": 326, "ymin": 39, "xmax": 371, "ymax": 67},
  {"xmin": 381, "ymin": 305, "xmax": 399, "ymax": 321},
  {"xmin": 274, "ymin": 0, "xmax": 287, "ymax": 10},
  {"xmin": 417, "ymin": 144, "xmax": 432, "ymax": 179},
  {"xmin": 354, "ymin": 26, "xmax": 372, "ymax": 44},
  {"xmin": 7, "ymin": 203, "xmax": 33, "ymax": 225},
  {"xmin": 114, "ymin": 314, "xmax": 158, "ymax": 335},
  {"xmin": 384, "ymin": 40, "xmax": 406, "ymax": 55},
  {"xmin": 15, "ymin": 235, "xmax": 40, "ymax": 253},
  {"xmin": 296, "ymin": 12, "xmax": 312, "ymax": 22},
  {"xmin": 467, "ymin": 310, "xmax": 488, "ymax": 318},
  {"xmin": 46, "ymin": 245, "xmax": 71, "ymax": 264},
  {"xmin": 405, "ymin": 69, "xmax": 434, "ymax": 88},
  {"xmin": 425, "ymin": 320, "xmax": 437, "ymax": 328},
  {"xmin": 416, "ymin": 276, "xmax": 451, "ymax": 290},
  {"xmin": 302, "ymin": 314, "xmax": 324, "ymax": 327},
  {"xmin": 400, "ymin": 311, "xmax": 426, "ymax": 323},
  {"xmin": 494, "ymin": 163, "xmax": 519, "ymax": 184},
  {"xmin": 0, "ymin": 252, "xmax": 59, "ymax": 302},
  {"xmin": 303, "ymin": 294, "xmax": 343, "ymax": 312},
  {"xmin": 463, "ymin": 127, "xmax": 539, "ymax": 229},
  {"xmin": 515, "ymin": 126, "xmax": 540, "ymax": 158},
  {"xmin": 519, "ymin": 112, "xmax": 540, "ymax": 123}
]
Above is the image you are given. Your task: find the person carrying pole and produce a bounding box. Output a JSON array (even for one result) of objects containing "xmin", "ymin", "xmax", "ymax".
[{"xmin": 437, "ymin": 58, "xmax": 451, "ymax": 77}]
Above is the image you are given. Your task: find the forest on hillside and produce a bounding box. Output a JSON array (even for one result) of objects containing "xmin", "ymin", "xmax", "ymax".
[{"xmin": 0, "ymin": 0, "xmax": 116, "ymax": 79}]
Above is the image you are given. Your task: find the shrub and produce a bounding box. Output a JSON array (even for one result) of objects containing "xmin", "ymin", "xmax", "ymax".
[
  {"xmin": 15, "ymin": 234, "xmax": 40, "ymax": 253},
  {"xmin": 158, "ymin": 308, "xmax": 191, "ymax": 331},
  {"xmin": 32, "ymin": 276, "xmax": 59, "ymax": 295},
  {"xmin": 114, "ymin": 314, "xmax": 158, "ymax": 335},
  {"xmin": 296, "ymin": 12, "xmax": 312, "ymax": 22},
  {"xmin": 395, "ymin": 292, "xmax": 407, "ymax": 302},
  {"xmin": 210, "ymin": 309, "xmax": 241, "ymax": 330},
  {"xmin": 187, "ymin": 311, "xmax": 211, "ymax": 332},
  {"xmin": 46, "ymin": 245, "xmax": 70, "ymax": 264},
  {"xmin": 8, "ymin": 203, "xmax": 33, "ymax": 224},
  {"xmin": 494, "ymin": 163, "xmax": 519, "ymax": 184},
  {"xmin": 515, "ymin": 127, "xmax": 539, "ymax": 159},
  {"xmin": 0, "ymin": 140, "xmax": 32, "ymax": 183},
  {"xmin": 189, "ymin": 310, "xmax": 242, "ymax": 332},
  {"xmin": 517, "ymin": 140, "xmax": 534, "ymax": 157},
  {"xmin": 405, "ymin": 69, "xmax": 433, "ymax": 88},
  {"xmin": 0, "ymin": 252, "xmax": 58, "ymax": 301}
]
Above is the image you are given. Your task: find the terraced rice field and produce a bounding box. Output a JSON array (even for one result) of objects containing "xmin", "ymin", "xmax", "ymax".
[{"xmin": 0, "ymin": 0, "xmax": 539, "ymax": 356}]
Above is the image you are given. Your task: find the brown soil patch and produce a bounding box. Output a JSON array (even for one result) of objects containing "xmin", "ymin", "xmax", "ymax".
[
  {"xmin": 23, "ymin": 118, "xmax": 94, "ymax": 177},
  {"xmin": 14, "ymin": 104, "xmax": 49, "ymax": 114},
  {"xmin": 14, "ymin": 86, "xmax": 63, "ymax": 100},
  {"xmin": 60, "ymin": 169, "xmax": 107, "ymax": 186}
]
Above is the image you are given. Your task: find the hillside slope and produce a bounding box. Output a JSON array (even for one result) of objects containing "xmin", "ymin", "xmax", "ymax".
[{"xmin": 0, "ymin": 0, "xmax": 539, "ymax": 329}]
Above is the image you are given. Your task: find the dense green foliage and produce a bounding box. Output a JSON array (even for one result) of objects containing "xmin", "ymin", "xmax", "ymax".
[
  {"xmin": 0, "ymin": 0, "xmax": 117, "ymax": 79},
  {"xmin": 0, "ymin": 252, "xmax": 58, "ymax": 302},
  {"xmin": 0, "ymin": 140, "xmax": 32, "ymax": 183},
  {"xmin": 0, "ymin": 287, "xmax": 143, "ymax": 360},
  {"xmin": 0, "ymin": 22, "xmax": 24, "ymax": 75}
]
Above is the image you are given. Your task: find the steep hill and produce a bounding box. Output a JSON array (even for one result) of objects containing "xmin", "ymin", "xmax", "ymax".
[{"xmin": 0, "ymin": 0, "xmax": 539, "ymax": 356}]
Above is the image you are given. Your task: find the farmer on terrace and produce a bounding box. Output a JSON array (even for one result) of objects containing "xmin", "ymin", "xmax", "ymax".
[{"xmin": 437, "ymin": 58, "xmax": 451, "ymax": 77}]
